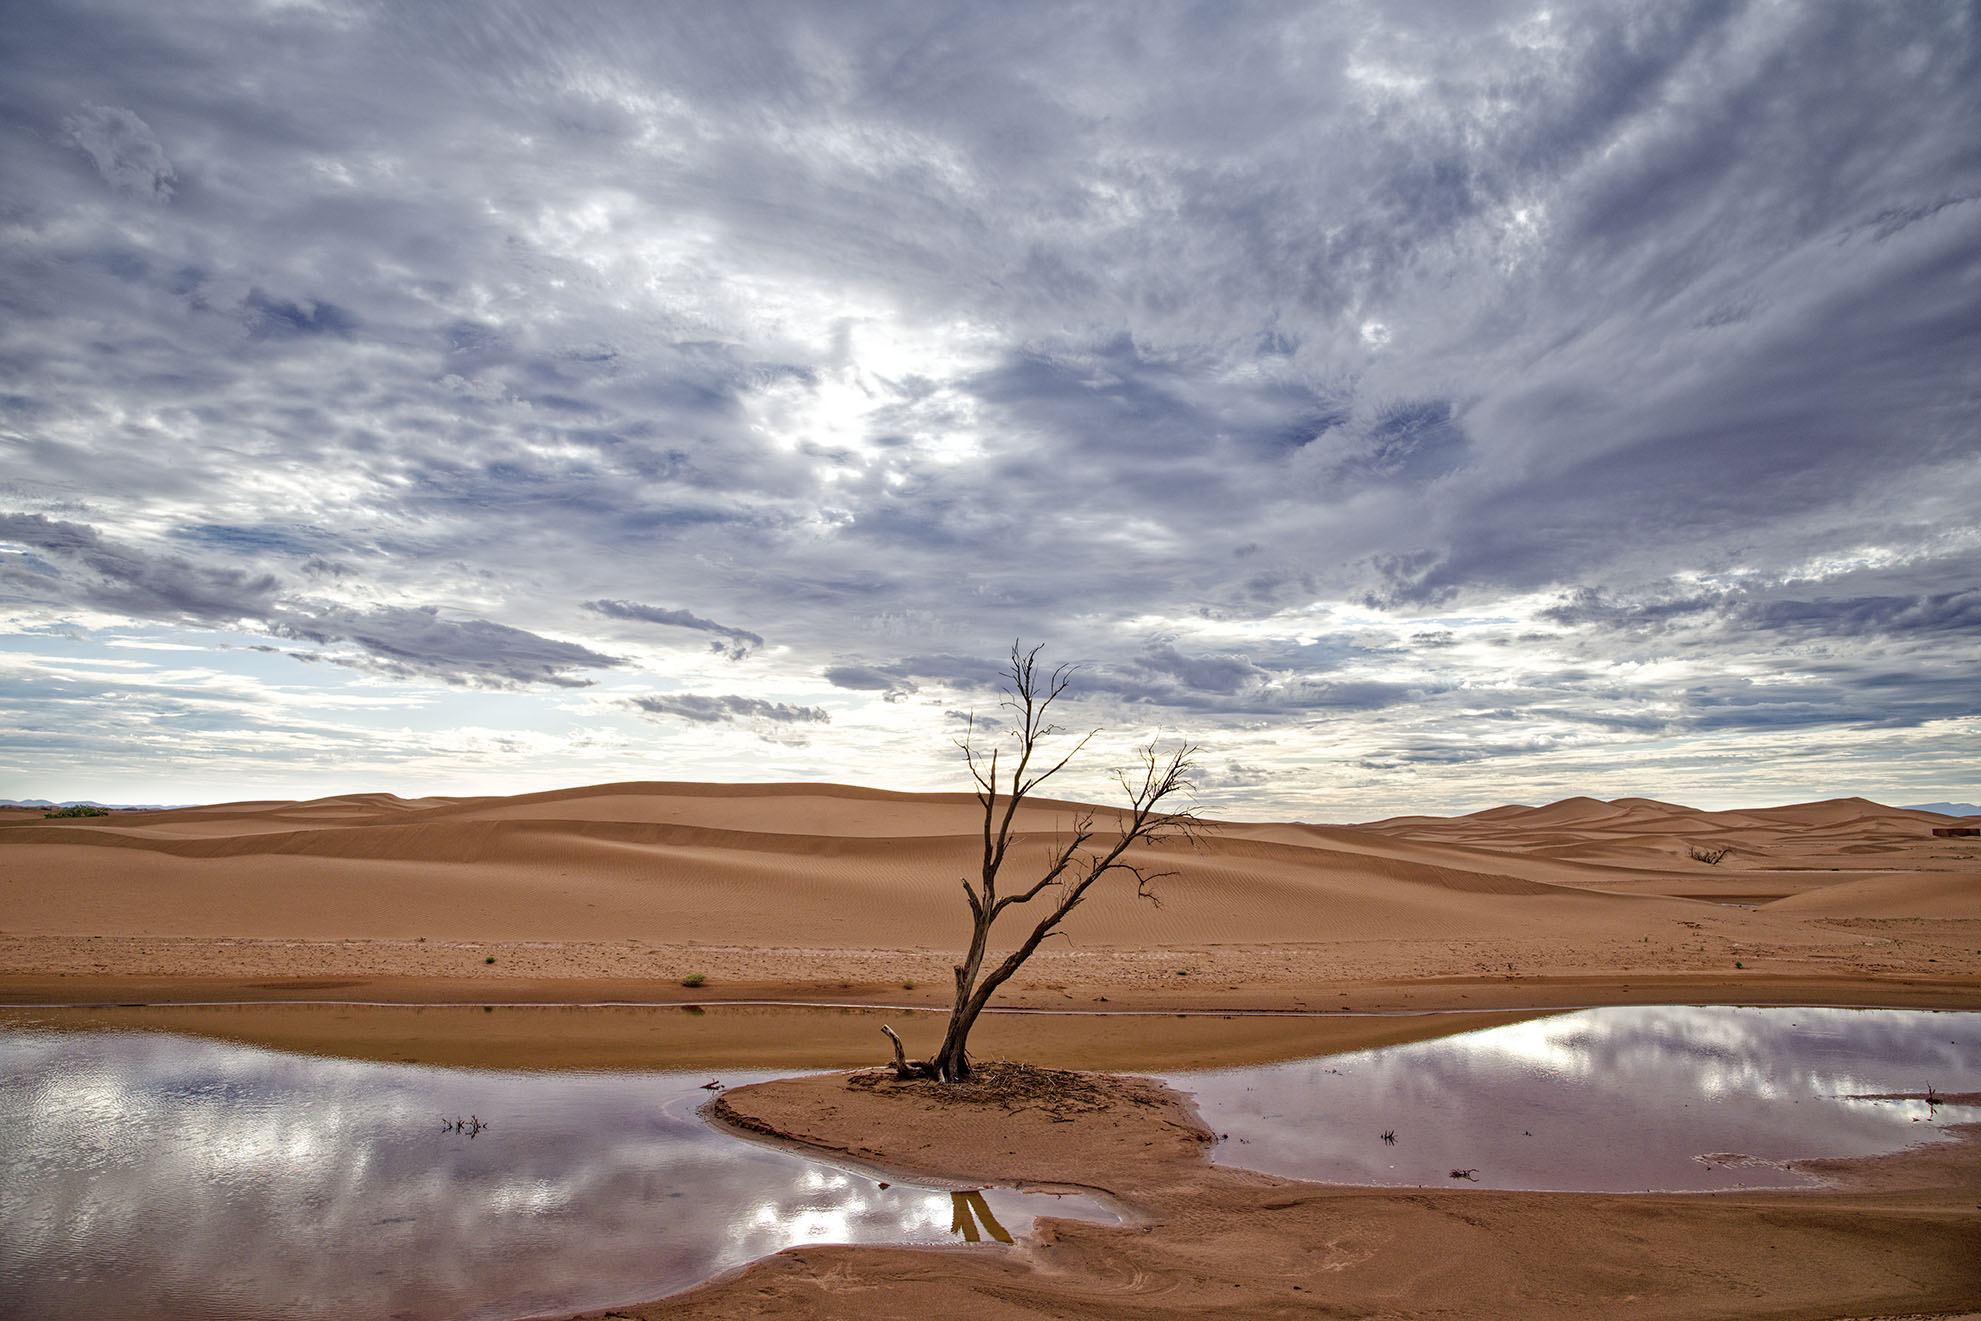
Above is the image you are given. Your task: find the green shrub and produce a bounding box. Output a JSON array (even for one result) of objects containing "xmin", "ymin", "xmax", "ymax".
[
  {"xmin": 681, "ymin": 973, "xmax": 707, "ymax": 988},
  {"xmin": 44, "ymin": 804, "xmax": 110, "ymax": 818}
]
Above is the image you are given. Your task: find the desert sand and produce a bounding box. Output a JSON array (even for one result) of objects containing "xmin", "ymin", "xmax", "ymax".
[
  {"xmin": 3, "ymin": 781, "xmax": 1978, "ymax": 1317},
  {"xmin": 3, "ymin": 782, "xmax": 1977, "ymax": 1021}
]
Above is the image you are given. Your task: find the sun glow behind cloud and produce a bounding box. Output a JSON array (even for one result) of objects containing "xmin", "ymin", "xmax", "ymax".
[{"xmin": 0, "ymin": 0, "xmax": 1976, "ymax": 815}]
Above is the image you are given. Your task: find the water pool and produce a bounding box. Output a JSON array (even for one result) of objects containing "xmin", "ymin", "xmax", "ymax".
[
  {"xmin": 1178, "ymin": 1004, "xmax": 1981, "ymax": 1192},
  {"xmin": 0, "ymin": 1027, "xmax": 1110, "ymax": 1321}
]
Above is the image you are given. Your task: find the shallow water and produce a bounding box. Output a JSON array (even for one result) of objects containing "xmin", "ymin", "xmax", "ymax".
[
  {"xmin": 1179, "ymin": 1005, "xmax": 1981, "ymax": 1192},
  {"xmin": 0, "ymin": 1029, "xmax": 1111, "ymax": 1321}
]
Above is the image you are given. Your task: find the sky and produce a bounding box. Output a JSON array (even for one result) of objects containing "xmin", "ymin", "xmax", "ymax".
[{"xmin": 1, "ymin": 0, "xmax": 1977, "ymax": 820}]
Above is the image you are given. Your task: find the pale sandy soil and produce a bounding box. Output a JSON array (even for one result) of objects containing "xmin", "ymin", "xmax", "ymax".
[
  {"xmin": 3, "ymin": 782, "xmax": 1978, "ymax": 1317},
  {"xmin": 2, "ymin": 783, "xmax": 1977, "ymax": 1021}
]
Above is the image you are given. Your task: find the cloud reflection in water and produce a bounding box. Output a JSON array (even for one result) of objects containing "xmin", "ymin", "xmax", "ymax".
[
  {"xmin": 0, "ymin": 1030, "xmax": 1110, "ymax": 1321},
  {"xmin": 1182, "ymin": 1006, "xmax": 1981, "ymax": 1193}
]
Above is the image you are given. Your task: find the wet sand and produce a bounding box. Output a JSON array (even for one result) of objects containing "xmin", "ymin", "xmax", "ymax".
[
  {"xmin": 7, "ymin": 976, "xmax": 1979, "ymax": 1074},
  {"xmin": 0, "ymin": 1000, "xmax": 1562, "ymax": 1072},
  {"xmin": 596, "ymin": 1067, "xmax": 1981, "ymax": 1321}
]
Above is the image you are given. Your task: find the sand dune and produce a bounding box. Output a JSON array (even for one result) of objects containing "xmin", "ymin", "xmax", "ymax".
[
  {"xmin": 1, "ymin": 783, "xmax": 1974, "ymax": 1008},
  {"xmin": 1356, "ymin": 792, "xmax": 1975, "ymax": 883},
  {"xmin": 1765, "ymin": 869, "xmax": 1981, "ymax": 919}
]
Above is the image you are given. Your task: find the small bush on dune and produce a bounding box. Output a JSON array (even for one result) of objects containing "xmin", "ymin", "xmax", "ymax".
[
  {"xmin": 681, "ymin": 973, "xmax": 707, "ymax": 988},
  {"xmin": 43, "ymin": 804, "xmax": 110, "ymax": 818}
]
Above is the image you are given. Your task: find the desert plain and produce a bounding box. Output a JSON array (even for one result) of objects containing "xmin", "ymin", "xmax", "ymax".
[{"xmin": 3, "ymin": 780, "xmax": 1979, "ymax": 1319}]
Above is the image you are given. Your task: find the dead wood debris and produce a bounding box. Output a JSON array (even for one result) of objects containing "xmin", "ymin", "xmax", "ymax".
[{"xmin": 847, "ymin": 1060, "xmax": 1165, "ymax": 1122}]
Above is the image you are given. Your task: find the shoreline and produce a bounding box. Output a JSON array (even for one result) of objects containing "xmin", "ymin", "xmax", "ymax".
[
  {"xmin": 9, "ymin": 968, "xmax": 1981, "ymax": 1011},
  {"xmin": 562, "ymin": 1066, "xmax": 1981, "ymax": 1321},
  {"xmin": 8, "ymin": 965, "xmax": 1979, "ymax": 1010},
  {"xmin": 6, "ymin": 970, "xmax": 1978, "ymax": 1074}
]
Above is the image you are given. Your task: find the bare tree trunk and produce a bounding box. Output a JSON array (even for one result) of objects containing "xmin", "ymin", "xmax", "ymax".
[
  {"xmin": 931, "ymin": 982, "xmax": 986, "ymax": 1081},
  {"xmin": 881, "ymin": 1024, "xmax": 913, "ymax": 1077},
  {"xmin": 887, "ymin": 641, "xmax": 1204, "ymax": 1085},
  {"xmin": 907, "ymin": 643, "xmax": 1202, "ymax": 1083},
  {"xmin": 932, "ymin": 992, "xmax": 974, "ymax": 1081},
  {"xmin": 932, "ymin": 905, "xmax": 993, "ymax": 1080}
]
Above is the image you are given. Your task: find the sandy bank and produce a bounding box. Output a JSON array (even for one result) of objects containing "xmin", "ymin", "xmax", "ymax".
[
  {"xmin": 568, "ymin": 1067, "xmax": 1981, "ymax": 1321},
  {"xmin": 8, "ymin": 971, "xmax": 1981, "ymax": 1074}
]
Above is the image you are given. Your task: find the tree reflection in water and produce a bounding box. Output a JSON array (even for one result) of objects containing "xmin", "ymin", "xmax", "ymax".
[{"xmin": 949, "ymin": 1189, "xmax": 1014, "ymax": 1243}]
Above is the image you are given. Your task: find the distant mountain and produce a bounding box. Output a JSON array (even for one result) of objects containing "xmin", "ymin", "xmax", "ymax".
[
  {"xmin": 0, "ymin": 799, "xmax": 182, "ymax": 811},
  {"xmin": 1902, "ymin": 802, "xmax": 1981, "ymax": 817}
]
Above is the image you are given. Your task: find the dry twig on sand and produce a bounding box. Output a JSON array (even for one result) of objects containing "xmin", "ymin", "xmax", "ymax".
[{"xmin": 848, "ymin": 1059, "xmax": 1160, "ymax": 1122}]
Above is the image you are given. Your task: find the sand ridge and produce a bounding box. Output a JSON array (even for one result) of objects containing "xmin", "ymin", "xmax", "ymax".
[{"xmin": 2, "ymin": 782, "xmax": 1976, "ymax": 1010}]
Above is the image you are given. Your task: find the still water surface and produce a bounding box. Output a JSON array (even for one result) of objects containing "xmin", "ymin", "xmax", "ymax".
[
  {"xmin": 0, "ymin": 1028, "xmax": 1109, "ymax": 1321},
  {"xmin": 1182, "ymin": 1005, "xmax": 1981, "ymax": 1192},
  {"xmin": 4, "ymin": 1006, "xmax": 1978, "ymax": 1319}
]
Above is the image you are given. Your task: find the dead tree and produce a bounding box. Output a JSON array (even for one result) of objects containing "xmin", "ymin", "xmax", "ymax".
[{"xmin": 893, "ymin": 643, "xmax": 1203, "ymax": 1082}]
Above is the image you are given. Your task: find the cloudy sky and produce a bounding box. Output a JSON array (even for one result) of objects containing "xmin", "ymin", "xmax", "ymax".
[{"xmin": 2, "ymin": 0, "xmax": 1977, "ymax": 818}]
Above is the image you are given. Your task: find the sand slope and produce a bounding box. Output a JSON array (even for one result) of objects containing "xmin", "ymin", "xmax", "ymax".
[
  {"xmin": 1358, "ymin": 793, "xmax": 1981, "ymax": 908},
  {"xmin": 2, "ymin": 783, "xmax": 1975, "ymax": 1005}
]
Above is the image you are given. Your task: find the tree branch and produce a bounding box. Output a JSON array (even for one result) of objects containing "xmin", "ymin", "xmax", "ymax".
[{"xmin": 927, "ymin": 643, "xmax": 1212, "ymax": 1082}]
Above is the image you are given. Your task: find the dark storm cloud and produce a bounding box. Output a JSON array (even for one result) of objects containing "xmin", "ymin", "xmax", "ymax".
[
  {"xmin": 963, "ymin": 337, "xmax": 1353, "ymax": 465},
  {"xmin": 1743, "ymin": 591, "xmax": 1981, "ymax": 640},
  {"xmin": 628, "ymin": 694, "xmax": 829, "ymax": 725},
  {"xmin": 584, "ymin": 599, "xmax": 764, "ymax": 659},
  {"xmin": 270, "ymin": 606, "xmax": 618, "ymax": 689},
  {"xmin": 821, "ymin": 664, "xmax": 918, "ymax": 701},
  {"xmin": 1542, "ymin": 578, "xmax": 1981, "ymax": 644},
  {"xmin": 1122, "ymin": 643, "xmax": 1266, "ymax": 697},
  {"xmin": 1679, "ymin": 666, "xmax": 1980, "ymax": 734},
  {"xmin": 1, "ymin": 514, "xmax": 281, "ymax": 624},
  {"xmin": 1, "ymin": 514, "xmax": 617, "ymax": 688},
  {"xmin": 1, "ymin": 0, "xmax": 1976, "ymax": 803},
  {"xmin": 243, "ymin": 289, "xmax": 359, "ymax": 339},
  {"xmin": 821, "ymin": 664, "xmax": 905, "ymax": 691},
  {"xmin": 1540, "ymin": 588, "xmax": 1721, "ymax": 630},
  {"xmin": 61, "ymin": 103, "xmax": 176, "ymax": 200},
  {"xmin": 173, "ymin": 524, "xmax": 352, "ymax": 559},
  {"xmin": 822, "ymin": 644, "xmax": 1417, "ymax": 716},
  {"xmin": 8, "ymin": 3, "xmax": 1972, "ymax": 612}
]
